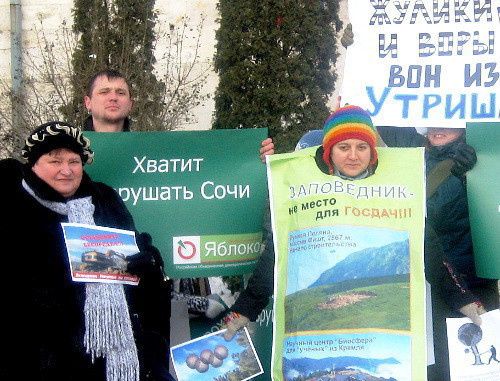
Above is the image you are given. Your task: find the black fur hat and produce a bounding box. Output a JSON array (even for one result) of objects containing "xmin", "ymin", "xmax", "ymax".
[{"xmin": 21, "ymin": 121, "xmax": 94, "ymax": 166}]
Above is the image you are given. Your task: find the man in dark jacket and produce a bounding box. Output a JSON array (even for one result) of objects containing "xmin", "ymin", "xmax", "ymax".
[
  {"xmin": 81, "ymin": 70, "xmax": 275, "ymax": 375},
  {"xmin": 81, "ymin": 70, "xmax": 276, "ymax": 158}
]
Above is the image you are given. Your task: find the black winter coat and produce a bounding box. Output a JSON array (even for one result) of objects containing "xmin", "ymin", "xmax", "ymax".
[
  {"xmin": 83, "ymin": 115, "xmax": 131, "ymax": 131},
  {"xmin": 231, "ymin": 209, "xmax": 274, "ymax": 321},
  {"xmin": 377, "ymin": 126, "xmax": 482, "ymax": 284},
  {"xmin": 0, "ymin": 159, "xmax": 171, "ymax": 380}
]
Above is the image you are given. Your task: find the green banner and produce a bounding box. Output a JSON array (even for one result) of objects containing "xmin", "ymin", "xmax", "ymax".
[
  {"xmin": 267, "ymin": 147, "xmax": 426, "ymax": 381},
  {"xmin": 84, "ymin": 129, "xmax": 268, "ymax": 278},
  {"xmin": 466, "ymin": 123, "xmax": 500, "ymax": 279}
]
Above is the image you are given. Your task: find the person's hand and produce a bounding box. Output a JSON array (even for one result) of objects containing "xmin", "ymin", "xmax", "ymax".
[
  {"xmin": 333, "ymin": 95, "xmax": 341, "ymax": 111},
  {"xmin": 260, "ymin": 138, "xmax": 275, "ymax": 163},
  {"xmin": 340, "ymin": 23, "xmax": 354, "ymax": 48},
  {"xmin": 126, "ymin": 250, "xmax": 156, "ymax": 276},
  {"xmin": 127, "ymin": 233, "xmax": 163, "ymax": 276},
  {"xmin": 451, "ymin": 143, "xmax": 477, "ymax": 177},
  {"xmin": 223, "ymin": 314, "xmax": 250, "ymax": 341},
  {"xmin": 459, "ymin": 302, "xmax": 486, "ymax": 326}
]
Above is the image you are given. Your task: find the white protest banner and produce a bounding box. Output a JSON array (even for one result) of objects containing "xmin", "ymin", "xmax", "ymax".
[{"xmin": 341, "ymin": 0, "xmax": 500, "ymax": 128}]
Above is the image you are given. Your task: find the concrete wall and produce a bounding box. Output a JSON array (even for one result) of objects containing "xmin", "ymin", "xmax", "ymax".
[
  {"xmin": 0, "ymin": 0, "xmax": 348, "ymax": 131},
  {"xmin": 155, "ymin": 0, "xmax": 220, "ymax": 130},
  {"xmin": 0, "ymin": 0, "xmax": 73, "ymax": 77}
]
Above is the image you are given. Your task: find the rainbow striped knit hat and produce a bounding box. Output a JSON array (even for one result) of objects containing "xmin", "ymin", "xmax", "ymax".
[{"xmin": 322, "ymin": 105, "xmax": 378, "ymax": 174}]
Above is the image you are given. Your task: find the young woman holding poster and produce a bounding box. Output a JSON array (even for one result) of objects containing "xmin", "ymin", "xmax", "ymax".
[
  {"xmin": 224, "ymin": 105, "xmax": 382, "ymax": 340},
  {"xmin": 314, "ymin": 105, "xmax": 378, "ymax": 179},
  {"xmin": 225, "ymin": 106, "xmax": 486, "ymax": 381}
]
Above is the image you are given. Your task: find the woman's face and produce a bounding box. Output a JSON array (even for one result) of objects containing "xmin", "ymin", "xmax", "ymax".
[
  {"xmin": 427, "ymin": 128, "xmax": 464, "ymax": 146},
  {"xmin": 32, "ymin": 148, "xmax": 83, "ymax": 198},
  {"xmin": 330, "ymin": 139, "xmax": 371, "ymax": 178}
]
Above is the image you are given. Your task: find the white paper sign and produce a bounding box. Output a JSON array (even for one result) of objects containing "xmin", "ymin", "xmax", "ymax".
[
  {"xmin": 446, "ymin": 310, "xmax": 500, "ymax": 381},
  {"xmin": 341, "ymin": 0, "xmax": 500, "ymax": 128}
]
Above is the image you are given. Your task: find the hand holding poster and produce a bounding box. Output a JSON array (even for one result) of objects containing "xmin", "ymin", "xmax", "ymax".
[
  {"xmin": 267, "ymin": 147, "xmax": 426, "ymax": 380},
  {"xmin": 341, "ymin": 0, "xmax": 500, "ymax": 127}
]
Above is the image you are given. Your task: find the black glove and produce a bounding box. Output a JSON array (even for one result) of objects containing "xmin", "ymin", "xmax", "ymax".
[
  {"xmin": 142, "ymin": 331, "xmax": 176, "ymax": 381},
  {"xmin": 451, "ymin": 143, "xmax": 477, "ymax": 177},
  {"xmin": 127, "ymin": 233, "xmax": 163, "ymax": 276},
  {"xmin": 126, "ymin": 252, "xmax": 154, "ymax": 276},
  {"xmin": 340, "ymin": 23, "xmax": 354, "ymax": 48}
]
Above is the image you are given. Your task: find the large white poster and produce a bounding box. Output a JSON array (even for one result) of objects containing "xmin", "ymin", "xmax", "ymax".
[{"xmin": 341, "ymin": 0, "xmax": 500, "ymax": 128}]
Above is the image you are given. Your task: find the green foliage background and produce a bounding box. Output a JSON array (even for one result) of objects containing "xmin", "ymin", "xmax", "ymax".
[{"xmin": 213, "ymin": 0, "xmax": 343, "ymax": 152}]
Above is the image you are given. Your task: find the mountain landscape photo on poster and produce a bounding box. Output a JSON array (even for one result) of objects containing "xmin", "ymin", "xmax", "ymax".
[{"xmin": 285, "ymin": 226, "xmax": 410, "ymax": 333}]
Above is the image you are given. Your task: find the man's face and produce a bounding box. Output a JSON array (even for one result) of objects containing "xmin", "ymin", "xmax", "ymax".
[
  {"xmin": 84, "ymin": 75, "xmax": 133, "ymax": 126},
  {"xmin": 427, "ymin": 128, "xmax": 464, "ymax": 146}
]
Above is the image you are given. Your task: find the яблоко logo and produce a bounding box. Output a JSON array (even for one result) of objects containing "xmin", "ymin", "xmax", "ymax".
[{"xmin": 173, "ymin": 236, "xmax": 200, "ymax": 264}]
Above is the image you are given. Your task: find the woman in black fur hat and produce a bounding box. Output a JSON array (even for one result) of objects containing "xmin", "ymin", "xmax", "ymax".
[{"xmin": 0, "ymin": 121, "xmax": 172, "ymax": 380}]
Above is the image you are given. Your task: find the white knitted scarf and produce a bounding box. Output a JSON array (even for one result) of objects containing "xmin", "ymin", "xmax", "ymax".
[{"xmin": 23, "ymin": 180, "xmax": 140, "ymax": 381}]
